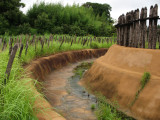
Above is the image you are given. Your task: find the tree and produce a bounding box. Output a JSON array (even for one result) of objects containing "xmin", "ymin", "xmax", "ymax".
[
  {"xmin": 35, "ymin": 12, "xmax": 51, "ymax": 34},
  {"xmin": 0, "ymin": 15, "xmax": 9, "ymax": 34},
  {"xmin": 82, "ymin": 2, "xmax": 112, "ymax": 22},
  {"xmin": 0, "ymin": 0, "xmax": 25, "ymax": 26}
]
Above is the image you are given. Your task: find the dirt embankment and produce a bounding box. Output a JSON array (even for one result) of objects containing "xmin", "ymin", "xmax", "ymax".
[
  {"xmin": 26, "ymin": 49, "xmax": 107, "ymax": 120},
  {"xmin": 81, "ymin": 45, "xmax": 160, "ymax": 120}
]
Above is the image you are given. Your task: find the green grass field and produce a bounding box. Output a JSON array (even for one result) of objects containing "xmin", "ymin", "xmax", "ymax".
[{"xmin": 0, "ymin": 34, "xmax": 115, "ymax": 120}]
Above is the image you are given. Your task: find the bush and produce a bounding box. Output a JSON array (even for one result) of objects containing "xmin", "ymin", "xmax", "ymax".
[
  {"xmin": 90, "ymin": 42, "xmax": 99, "ymax": 49},
  {"xmin": 91, "ymin": 104, "xmax": 96, "ymax": 110},
  {"xmin": 51, "ymin": 26, "xmax": 63, "ymax": 34},
  {"xmin": 35, "ymin": 12, "xmax": 51, "ymax": 34},
  {"xmin": 69, "ymin": 25, "xmax": 87, "ymax": 36},
  {"xmin": 18, "ymin": 23, "xmax": 31, "ymax": 34},
  {"xmin": 30, "ymin": 28, "xmax": 38, "ymax": 35}
]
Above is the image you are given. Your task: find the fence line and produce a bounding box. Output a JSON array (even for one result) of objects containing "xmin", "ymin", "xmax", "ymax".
[{"xmin": 116, "ymin": 4, "xmax": 160, "ymax": 49}]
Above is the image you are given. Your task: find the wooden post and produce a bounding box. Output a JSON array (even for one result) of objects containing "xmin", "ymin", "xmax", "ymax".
[
  {"xmin": 107, "ymin": 38, "xmax": 109, "ymax": 44},
  {"xmin": 41, "ymin": 37, "xmax": 44, "ymax": 50},
  {"xmin": 35, "ymin": 37, "xmax": 38, "ymax": 51},
  {"xmin": 59, "ymin": 37, "xmax": 64, "ymax": 49},
  {"xmin": 25, "ymin": 41, "xmax": 28, "ymax": 55},
  {"xmin": 18, "ymin": 44, "xmax": 23, "ymax": 58},
  {"xmin": 129, "ymin": 11, "xmax": 134, "ymax": 47},
  {"xmin": 70, "ymin": 37, "xmax": 74, "ymax": 46},
  {"xmin": 81, "ymin": 37, "xmax": 84, "ymax": 45},
  {"xmin": 117, "ymin": 17, "xmax": 120, "ymax": 45},
  {"xmin": 0, "ymin": 38, "xmax": 2, "ymax": 47},
  {"xmin": 30, "ymin": 35, "xmax": 36, "ymax": 45},
  {"xmin": 124, "ymin": 12, "xmax": 131, "ymax": 47},
  {"xmin": 78, "ymin": 37, "xmax": 81, "ymax": 44},
  {"xmin": 124, "ymin": 13, "xmax": 128, "ymax": 46},
  {"xmin": 119, "ymin": 14, "xmax": 125, "ymax": 46},
  {"xmin": 83, "ymin": 38, "xmax": 87, "ymax": 46},
  {"xmin": 152, "ymin": 4, "xmax": 158, "ymax": 49},
  {"xmin": 2, "ymin": 38, "xmax": 7, "ymax": 51},
  {"xmin": 143, "ymin": 8, "xmax": 147, "ymax": 48},
  {"xmin": 9, "ymin": 38, "xmax": 13, "ymax": 55},
  {"xmin": 135, "ymin": 9, "xmax": 140, "ymax": 48},
  {"xmin": 148, "ymin": 6, "xmax": 154, "ymax": 49},
  {"xmin": 139, "ymin": 8, "xmax": 144, "ymax": 48},
  {"xmin": 20, "ymin": 35, "xmax": 23, "ymax": 45},
  {"xmin": 4, "ymin": 44, "xmax": 18, "ymax": 84},
  {"xmin": 110, "ymin": 37, "xmax": 112, "ymax": 44},
  {"xmin": 139, "ymin": 8, "xmax": 147, "ymax": 48},
  {"xmin": 90, "ymin": 38, "xmax": 92, "ymax": 45},
  {"xmin": 122, "ymin": 14, "xmax": 125, "ymax": 46}
]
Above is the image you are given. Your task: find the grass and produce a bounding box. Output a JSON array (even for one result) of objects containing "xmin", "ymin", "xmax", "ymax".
[
  {"xmin": 95, "ymin": 94, "xmax": 135, "ymax": 120},
  {"xmin": 141, "ymin": 72, "xmax": 150, "ymax": 89},
  {"xmin": 95, "ymin": 94, "xmax": 121, "ymax": 120},
  {"xmin": 90, "ymin": 42, "xmax": 99, "ymax": 49},
  {"xmin": 0, "ymin": 50, "xmax": 38, "ymax": 120},
  {"xmin": 131, "ymin": 72, "xmax": 151, "ymax": 106},
  {"xmin": 73, "ymin": 62, "xmax": 93, "ymax": 78},
  {"xmin": 0, "ymin": 34, "xmax": 115, "ymax": 119},
  {"xmin": 91, "ymin": 104, "xmax": 96, "ymax": 110}
]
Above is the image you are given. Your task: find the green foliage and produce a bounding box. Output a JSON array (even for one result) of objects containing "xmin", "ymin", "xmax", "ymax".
[
  {"xmin": 82, "ymin": 2, "xmax": 112, "ymax": 20},
  {"xmin": 30, "ymin": 28, "xmax": 38, "ymax": 35},
  {"xmin": 0, "ymin": 34, "xmax": 115, "ymax": 119},
  {"xmin": 141, "ymin": 72, "xmax": 151, "ymax": 89},
  {"xmin": 0, "ymin": 0, "xmax": 25, "ymax": 32},
  {"xmin": 26, "ymin": 2, "xmax": 114, "ymax": 36},
  {"xmin": 35, "ymin": 12, "xmax": 51, "ymax": 34},
  {"xmin": 18, "ymin": 23, "xmax": 31, "ymax": 34},
  {"xmin": 0, "ymin": 15, "xmax": 9, "ymax": 34},
  {"xmin": 0, "ymin": 51, "xmax": 38, "ymax": 120},
  {"xmin": 95, "ymin": 95, "xmax": 121, "ymax": 120},
  {"xmin": 69, "ymin": 25, "xmax": 86, "ymax": 36},
  {"xmin": 0, "ymin": 1, "xmax": 116, "ymax": 36},
  {"xmin": 95, "ymin": 94, "xmax": 135, "ymax": 120},
  {"xmin": 73, "ymin": 62, "xmax": 93, "ymax": 78},
  {"xmin": 90, "ymin": 42, "xmax": 99, "ymax": 49},
  {"xmin": 131, "ymin": 72, "xmax": 151, "ymax": 106},
  {"xmin": 52, "ymin": 26, "xmax": 63, "ymax": 34},
  {"xmin": 91, "ymin": 104, "xmax": 96, "ymax": 110}
]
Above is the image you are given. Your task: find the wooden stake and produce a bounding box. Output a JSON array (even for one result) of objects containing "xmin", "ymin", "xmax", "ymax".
[{"xmin": 4, "ymin": 44, "xmax": 18, "ymax": 84}]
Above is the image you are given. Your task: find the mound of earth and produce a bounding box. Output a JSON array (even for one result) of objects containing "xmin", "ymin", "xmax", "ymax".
[{"xmin": 81, "ymin": 45, "xmax": 160, "ymax": 120}]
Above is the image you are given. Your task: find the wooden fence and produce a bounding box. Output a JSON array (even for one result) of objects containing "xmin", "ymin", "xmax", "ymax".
[
  {"xmin": 116, "ymin": 4, "xmax": 160, "ymax": 49},
  {"xmin": 0, "ymin": 34, "xmax": 116, "ymax": 83}
]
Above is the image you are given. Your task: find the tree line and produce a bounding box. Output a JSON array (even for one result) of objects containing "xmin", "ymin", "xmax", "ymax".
[{"xmin": 0, "ymin": 0, "xmax": 116, "ymax": 36}]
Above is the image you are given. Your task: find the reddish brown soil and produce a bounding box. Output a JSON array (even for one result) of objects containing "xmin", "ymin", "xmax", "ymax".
[
  {"xmin": 81, "ymin": 45, "xmax": 160, "ymax": 120},
  {"xmin": 26, "ymin": 49, "xmax": 107, "ymax": 120}
]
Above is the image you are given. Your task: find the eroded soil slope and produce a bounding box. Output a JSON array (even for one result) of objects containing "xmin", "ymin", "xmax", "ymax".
[
  {"xmin": 81, "ymin": 45, "xmax": 160, "ymax": 120},
  {"xmin": 27, "ymin": 48, "xmax": 107, "ymax": 120}
]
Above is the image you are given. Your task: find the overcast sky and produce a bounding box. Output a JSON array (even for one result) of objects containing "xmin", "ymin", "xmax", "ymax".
[{"xmin": 20, "ymin": 0, "xmax": 160, "ymax": 22}]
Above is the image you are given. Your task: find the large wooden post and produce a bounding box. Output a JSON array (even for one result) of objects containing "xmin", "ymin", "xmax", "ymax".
[
  {"xmin": 124, "ymin": 13, "xmax": 128, "ymax": 46},
  {"xmin": 129, "ymin": 11, "xmax": 134, "ymax": 47},
  {"xmin": 135, "ymin": 9, "xmax": 140, "ymax": 48},
  {"xmin": 5, "ymin": 44, "xmax": 18, "ymax": 84},
  {"xmin": 148, "ymin": 6, "xmax": 154, "ymax": 49},
  {"xmin": 152, "ymin": 4, "xmax": 158, "ymax": 49},
  {"xmin": 139, "ymin": 7, "xmax": 147, "ymax": 48}
]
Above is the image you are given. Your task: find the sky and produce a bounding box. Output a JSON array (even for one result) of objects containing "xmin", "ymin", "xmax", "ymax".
[{"xmin": 20, "ymin": 0, "xmax": 160, "ymax": 23}]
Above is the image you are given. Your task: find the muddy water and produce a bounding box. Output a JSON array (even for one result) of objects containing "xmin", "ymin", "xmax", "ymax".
[{"xmin": 43, "ymin": 59, "xmax": 96, "ymax": 120}]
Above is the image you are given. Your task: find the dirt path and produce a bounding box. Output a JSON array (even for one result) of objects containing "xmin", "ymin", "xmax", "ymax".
[{"xmin": 43, "ymin": 59, "xmax": 97, "ymax": 120}]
